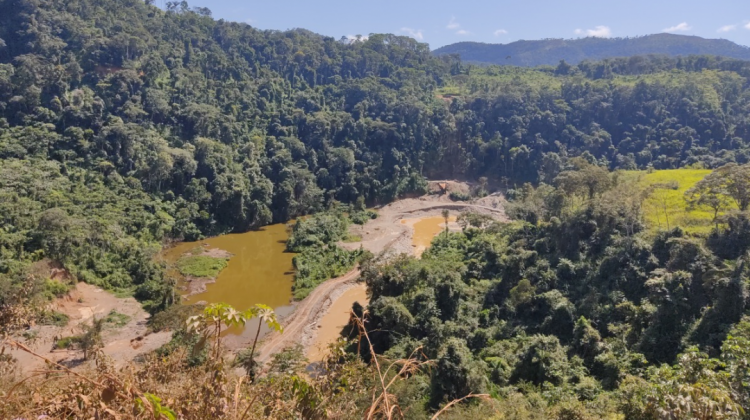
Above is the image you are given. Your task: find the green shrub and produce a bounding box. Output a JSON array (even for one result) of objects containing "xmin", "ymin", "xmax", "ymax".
[
  {"xmin": 176, "ymin": 256, "xmax": 228, "ymax": 278},
  {"xmin": 103, "ymin": 310, "xmax": 131, "ymax": 327},
  {"xmin": 287, "ymin": 212, "xmax": 349, "ymax": 252},
  {"xmin": 149, "ymin": 304, "xmax": 204, "ymax": 332},
  {"xmin": 292, "ymin": 246, "xmax": 366, "ymax": 300},
  {"xmin": 449, "ymin": 191, "xmax": 471, "ymax": 202},
  {"xmin": 349, "ymin": 210, "xmax": 378, "ymax": 225},
  {"xmin": 39, "ymin": 310, "xmax": 70, "ymax": 327},
  {"xmin": 55, "ymin": 335, "xmax": 82, "ymax": 349},
  {"xmin": 43, "ymin": 279, "xmax": 70, "ymax": 300}
]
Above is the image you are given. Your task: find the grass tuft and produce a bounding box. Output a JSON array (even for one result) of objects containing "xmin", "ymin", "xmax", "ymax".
[{"xmin": 176, "ymin": 255, "xmax": 228, "ymax": 278}]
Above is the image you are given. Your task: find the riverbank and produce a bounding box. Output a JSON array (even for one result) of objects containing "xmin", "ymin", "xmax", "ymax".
[{"xmin": 258, "ymin": 187, "xmax": 508, "ymax": 363}]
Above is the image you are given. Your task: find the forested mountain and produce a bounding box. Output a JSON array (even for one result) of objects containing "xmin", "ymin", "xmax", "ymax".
[
  {"xmin": 2, "ymin": 0, "xmax": 750, "ymax": 308},
  {"xmin": 434, "ymin": 34, "xmax": 750, "ymax": 66},
  {"xmin": 5, "ymin": 0, "xmax": 750, "ymax": 417}
]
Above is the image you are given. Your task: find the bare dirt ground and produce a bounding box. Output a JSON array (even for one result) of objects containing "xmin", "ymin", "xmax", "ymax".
[
  {"xmin": 257, "ymin": 182, "xmax": 507, "ymax": 363},
  {"xmin": 8, "ymin": 282, "xmax": 172, "ymax": 376},
  {"xmin": 256, "ymin": 269, "xmax": 361, "ymax": 364},
  {"xmin": 340, "ymin": 188, "xmax": 508, "ymax": 258}
]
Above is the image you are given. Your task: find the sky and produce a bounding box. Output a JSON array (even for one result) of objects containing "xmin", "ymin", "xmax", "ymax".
[{"xmin": 179, "ymin": 0, "xmax": 750, "ymax": 49}]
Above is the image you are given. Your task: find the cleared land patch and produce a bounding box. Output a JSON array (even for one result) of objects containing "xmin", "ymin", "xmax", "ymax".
[{"xmin": 623, "ymin": 168, "xmax": 732, "ymax": 235}]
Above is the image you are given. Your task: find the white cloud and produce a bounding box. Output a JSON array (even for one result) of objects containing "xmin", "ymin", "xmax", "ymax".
[
  {"xmin": 446, "ymin": 17, "xmax": 470, "ymax": 35},
  {"xmin": 245, "ymin": 18, "xmax": 253, "ymax": 24},
  {"xmin": 745, "ymin": 22, "xmax": 750, "ymax": 30},
  {"xmin": 345, "ymin": 35, "xmax": 369, "ymax": 43},
  {"xmin": 447, "ymin": 17, "xmax": 460, "ymax": 30},
  {"xmin": 494, "ymin": 29, "xmax": 508, "ymax": 36},
  {"xmin": 574, "ymin": 26, "xmax": 612, "ymax": 38},
  {"xmin": 400, "ymin": 27, "xmax": 424, "ymax": 40},
  {"xmin": 663, "ymin": 22, "xmax": 692, "ymax": 32},
  {"xmin": 718, "ymin": 25, "xmax": 737, "ymax": 33}
]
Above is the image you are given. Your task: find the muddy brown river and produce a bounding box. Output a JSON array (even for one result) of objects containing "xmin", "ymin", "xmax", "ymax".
[{"xmin": 163, "ymin": 224, "xmax": 296, "ymax": 341}]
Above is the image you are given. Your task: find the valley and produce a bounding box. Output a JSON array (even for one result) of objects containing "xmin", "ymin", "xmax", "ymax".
[{"xmin": 2, "ymin": 0, "xmax": 750, "ymax": 418}]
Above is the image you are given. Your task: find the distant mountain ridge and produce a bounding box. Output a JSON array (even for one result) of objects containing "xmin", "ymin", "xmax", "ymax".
[{"xmin": 433, "ymin": 33, "xmax": 750, "ymax": 67}]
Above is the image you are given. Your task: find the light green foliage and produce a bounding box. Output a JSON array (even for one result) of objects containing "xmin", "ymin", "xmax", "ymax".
[
  {"xmin": 55, "ymin": 335, "xmax": 82, "ymax": 349},
  {"xmin": 175, "ymin": 255, "xmax": 228, "ymax": 278},
  {"xmin": 624, "ymin": 169, "xmax": 717, "ymax": 234},
  {"xmin": 136, "ymin": 393, "xmax": 176, "ymax": 420},
  {"xmin": 187, "ymin": 302, "xmax": 282, "ymax": 372},
  {"xmin": 103, "ymin": 309, "xmax": 131, "ymax": 328},
  {"xmin": 43, "ymin": 279, "xmax": 70, "ymax": 300}
]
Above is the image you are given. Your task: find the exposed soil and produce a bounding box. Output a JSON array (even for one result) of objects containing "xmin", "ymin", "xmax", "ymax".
[
  {"xmin": 182, "ymin": 276, "xmax": 217, "ymax": 297},
  {"xmin": 256, "ymin": 269, "xmax": 361, "ymax": 365},
  {"xmin": 8, "ymin": 282, "xmax": 172, "ymax": 376},
  {"xmin": 340, "ymin": 188, "xmax": 507, "ymax": 258}
]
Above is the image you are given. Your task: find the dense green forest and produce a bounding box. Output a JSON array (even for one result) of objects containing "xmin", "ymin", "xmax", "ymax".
[
  {"xmin": 2, "ymin": 0, "xmax": 750, "ymax": 305},
  {"xmin": 434, "ymin": 33, "xmax": 750, "ymax": 67},
  {"xmin": 4, "ymin": 0, "xmax": 750, "ymax": 418},
  {"xmin": 357, "ymin": 161, "xmax": 750, "ymax": 417}
]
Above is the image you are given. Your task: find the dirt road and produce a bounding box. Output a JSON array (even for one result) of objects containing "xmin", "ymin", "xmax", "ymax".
[{"xmin": 257, "ymin": 268, "xmax": 361, "ymax": 363}]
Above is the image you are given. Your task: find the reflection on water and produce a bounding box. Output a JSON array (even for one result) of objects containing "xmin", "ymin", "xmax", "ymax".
[
  {"xmin": 307, "ymin": 284, "xmax": 368, "ymax": 362},
  {"xmin": 163, "ymin": 224, "xmax": 295, "ymax": 337},
  {"xmin": 406, "ymin": 215, "xmax": 458, "ymax": 255}
]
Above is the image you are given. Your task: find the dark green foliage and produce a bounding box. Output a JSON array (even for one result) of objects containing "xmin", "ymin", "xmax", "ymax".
[
  {"xmin": 511, "ymin": 335, "xmax": 570, "ymax": 386},
  {"xmin": 286, "ymin": 210, "xmax": 366, "ymax": 299},
  {"xmin": 449, "ymin": 191, "xmax": 471, "ymax": 202},
  {"xmin": 287, "ymin": 213, "xmax": 349, "ymax": 253},
  {"xmin": 292, "ymin": 245, "xmax": 364, "ymax": 300},
  {"xmin": 3, "ymin": 0, "xmax": 750, "ymax": 325},
  {"xmin": 360, "ymin": 171, "xmax": 750, "ymax": 413},
  {"xmin": 38, "ymin": 310, "xmax": 69, "ymax": 327},
  {"xmin": 431, "ymin": 338, "xmax": 487, "ymax": 405},
  {"xmin": 2, "ymin": 0, "xmax": 750, "ymax": 414},
  {"xmin": 348, "ymin": 209, "xmax": 378, "ymax": 226}
]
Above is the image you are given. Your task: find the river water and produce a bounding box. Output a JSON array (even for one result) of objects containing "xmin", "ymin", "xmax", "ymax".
[{"xmin": 163, "ymin": 224, "xmax": 296, "ymax": 340}]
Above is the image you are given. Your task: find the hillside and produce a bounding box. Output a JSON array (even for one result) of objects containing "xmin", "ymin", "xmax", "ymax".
[
  {"xmin": 4, "ymin": 0, "xmax": 750, "ymax": 418},
  {"xmin": 433, "ymin": 33, "xmax": 750, "ymax": 66}
]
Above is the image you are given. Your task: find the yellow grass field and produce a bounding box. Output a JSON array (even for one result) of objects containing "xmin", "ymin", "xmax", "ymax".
[{"xmin": 621, "ymin": 169, "xmax": 729, "ymax": 235}]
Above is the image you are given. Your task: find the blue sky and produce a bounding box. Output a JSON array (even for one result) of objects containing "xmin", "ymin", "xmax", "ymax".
[{"xmin": 181, "ymin": 0, "xmax": 750, "ymax": 49}]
